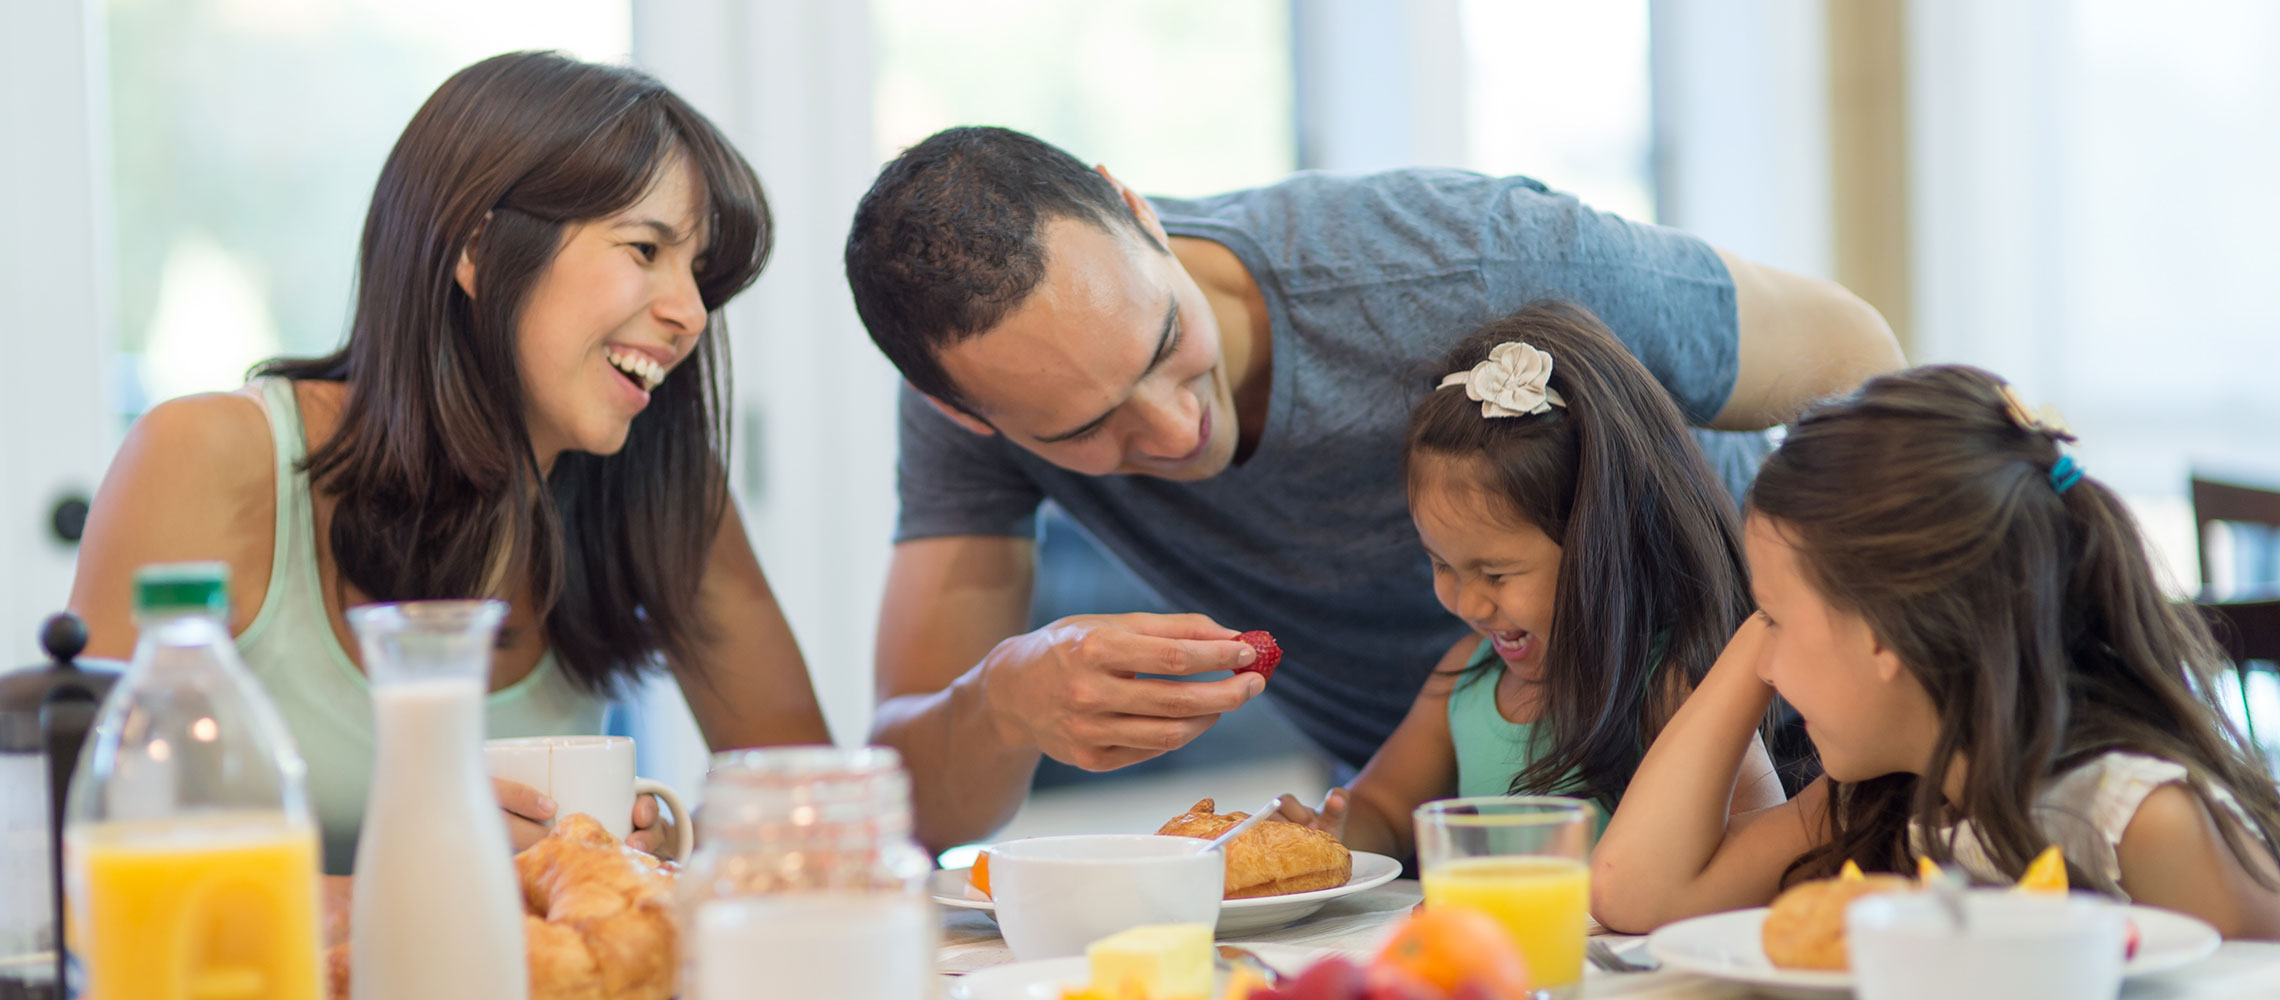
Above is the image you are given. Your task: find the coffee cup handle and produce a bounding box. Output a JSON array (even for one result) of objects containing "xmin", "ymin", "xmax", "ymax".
[{"xmin": 635, "ymin": 778, "xmax": 692, "ymax": 860}]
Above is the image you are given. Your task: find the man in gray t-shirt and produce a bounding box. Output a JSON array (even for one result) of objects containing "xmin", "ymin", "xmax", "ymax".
[{"xmin": 846, "ymin": 127, "xmax": 1901, "ymax": 850}]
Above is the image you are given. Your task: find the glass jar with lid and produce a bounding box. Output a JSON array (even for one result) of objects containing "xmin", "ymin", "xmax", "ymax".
[{"xmin": 677, "ymin": 746, "xmax": 936, "ymax": 999}]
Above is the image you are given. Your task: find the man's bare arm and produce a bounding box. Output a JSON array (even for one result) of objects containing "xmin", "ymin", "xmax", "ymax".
[{"xmin": 1710, "ymin": 248, "xmax": 1906, "ymax": 430}]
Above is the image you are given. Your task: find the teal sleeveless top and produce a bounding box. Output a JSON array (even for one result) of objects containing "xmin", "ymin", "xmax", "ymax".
[
  {"xmin": 1447, "ymin": 640, "xmax": 1550, "ymax": 798},
  {"xmin": 238, "ymin": 379, "xmax": 608, "ymax": 874},
  {"xmin": 1445, "ymin": 637, "xmax": 1666, "ymax": 835}
]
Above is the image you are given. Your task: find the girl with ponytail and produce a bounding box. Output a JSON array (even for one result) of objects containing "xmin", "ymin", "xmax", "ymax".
[
  {"xmin": 1595, "ymin": 365, "xmax": 2280, "ymax": 938},
  {"xmin": 1271, "ymin": 301, "xmax": 1786, "ymax": 858}
]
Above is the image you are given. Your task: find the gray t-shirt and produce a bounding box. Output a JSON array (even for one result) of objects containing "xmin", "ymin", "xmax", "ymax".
[{"xmin": 893, "ymin": 168, "xmax": 1757, "ymax": 770}]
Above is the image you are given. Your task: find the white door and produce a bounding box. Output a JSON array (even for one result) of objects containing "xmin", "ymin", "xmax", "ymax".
[{"xmin": 0, "ymin": 0, "xmax": 112, "ymax": 663}]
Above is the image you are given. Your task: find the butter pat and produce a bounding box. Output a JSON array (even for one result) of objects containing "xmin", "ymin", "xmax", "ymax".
[{"xmin": 1085, "ymin": 923, "xmax": 1214, "ymax": 1000}]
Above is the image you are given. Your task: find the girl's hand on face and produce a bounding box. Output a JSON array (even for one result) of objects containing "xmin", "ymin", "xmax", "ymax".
[
  {"xmin": 493, "ymin": 777, "xmax": 557, "ymax": 852},
  {"xmin": 1273, "ymin": 788, "xmax": 1350, "ymax": 841},
  {"xmin": 625, "ymin": 794, "xmax": 678, "ymax": 859}
]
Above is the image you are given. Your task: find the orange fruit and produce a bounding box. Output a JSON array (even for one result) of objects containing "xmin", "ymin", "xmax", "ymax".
[
  {"xmin": 971, "ymin": 850, "xmax": 993, "ymax": 898},
  {"xmin": 1371, "ymin": 906, "xmax": 1531, "ymax": 997},
  {"xmin": 2017, "ymin": 846, "xmax": 2067, "ymax": 893}
]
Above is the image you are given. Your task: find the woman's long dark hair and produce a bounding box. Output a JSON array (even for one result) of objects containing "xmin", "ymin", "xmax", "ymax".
[
  {"xmin": 1403, "ymin": 301, "xmax": 1754, "ymax": 815},
  {"xmin": 1753, "ymin": 365, "xmax": 2280, "ymax": 891},
  {"xmin": 260, "ymin": 51, "xmax": 772, "ymax": 692}
]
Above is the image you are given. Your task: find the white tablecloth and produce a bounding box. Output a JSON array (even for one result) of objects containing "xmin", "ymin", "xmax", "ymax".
[{"xmin": 939, "ymin": 879, "xmax": 2280, "ymax": 997}]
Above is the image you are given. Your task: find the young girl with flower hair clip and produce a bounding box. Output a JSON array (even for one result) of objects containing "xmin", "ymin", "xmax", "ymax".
[
  {"xmin": 1593, "ymin": 365, "xmax": 2280, "ymax": 938},
  {"xmin": 1272, "ymin": 300, "xmax": 1788, "ymax": 856}
]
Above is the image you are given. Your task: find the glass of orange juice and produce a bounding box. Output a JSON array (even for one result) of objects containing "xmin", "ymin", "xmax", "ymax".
[{"xmin": 1415, "ymin": 796, "xmax": 1594, "ymax": 991}]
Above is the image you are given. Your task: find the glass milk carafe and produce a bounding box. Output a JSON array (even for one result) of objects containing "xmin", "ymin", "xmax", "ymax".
[
  {"xmin": 678, "ymin": 746, "xmax": 937, "ymax": 1000},
  {"xmin": 61, "ymin": 563, "xmax": 322, "ymax": 1000},
  {"xmin": 347, "ymin": 601, "xmax": 526, "ymax": 1000}
]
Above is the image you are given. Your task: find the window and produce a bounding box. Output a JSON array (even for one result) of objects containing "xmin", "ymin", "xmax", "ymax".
[
  {"xmin": 871, "ymin": 0, "xmax": 1294, "ymax": 196},
  {"xmin": 1459, "ymin": 0, "xmax": 1654, "ymax": 221},
  {"xmin": 104, "ymin": 0, "xmax": 630, "ymax": 419},
  {"xmin": 2057, "ymin": 0, "xmax": 2280, "ymax": 523}
]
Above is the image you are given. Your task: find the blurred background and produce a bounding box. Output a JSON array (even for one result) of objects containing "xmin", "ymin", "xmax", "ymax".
[{"xmin": 6, "ymin": 0, "xmax": 2277, "ymax": 849}]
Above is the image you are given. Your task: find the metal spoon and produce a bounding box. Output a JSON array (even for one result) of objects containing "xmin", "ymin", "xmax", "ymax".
[
  {"xmin": 1585, "ymin": 938, "xmax": 1658, "ymax": 974},
  {"xmin": 1196, "ymin": 798, "xmax": 1286, "ymax": 853},
  {"xmin": 1216, "ymin": 944, "xmax": 1285, "ymax": 985}
]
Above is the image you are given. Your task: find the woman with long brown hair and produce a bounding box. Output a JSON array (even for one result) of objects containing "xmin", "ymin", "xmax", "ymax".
[
  {"xmin": 69, "ymin": 51, "xmax": 830, "ymax": 874},
  {"xmin": 1595, "ymin": 365, "xmax": 2280, "ymax": 938}
]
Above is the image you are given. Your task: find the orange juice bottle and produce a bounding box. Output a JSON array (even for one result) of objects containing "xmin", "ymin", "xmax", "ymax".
[{"xmin": 62, "ymin": 563, "xmax": 321, "ymax": 1000}]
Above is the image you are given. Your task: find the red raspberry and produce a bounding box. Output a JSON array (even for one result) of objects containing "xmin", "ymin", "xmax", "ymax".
[{"xmin": 1235, "ymin": 630, "xmax": 1281, "ymax": 682}]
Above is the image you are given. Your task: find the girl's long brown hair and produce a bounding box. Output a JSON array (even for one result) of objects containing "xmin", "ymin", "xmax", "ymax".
[
  {"xmin": 1753, "ymin": 365, "xmax": 2280, "ymax": 890},
  {"xmin": 260, "ymin": 52, "xmax": 771, "ymax": 692},
  {"xmin": 1404, "ymin": 301, "xmax": 1755, "ymax": 815}
]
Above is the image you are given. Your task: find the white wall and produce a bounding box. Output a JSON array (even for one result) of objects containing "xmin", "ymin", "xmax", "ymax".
[
  {"xmin": 629, "ymin": 0, "xmax": 898, "ymax": 790},
  {"xmin": 1649, "ymin": 0, "xmax": 1832, "ymax": 277},
  {"xmin": 1293, "ymin": 0, "xmax": 1469, "ymax": 171},
  {"xmin": 1905, "ymin": 0, "xmax": 2069, "ymax": 394},
  {"xmin": 1, "ymin": 0, "xmax": 113, "ymax": 663}
]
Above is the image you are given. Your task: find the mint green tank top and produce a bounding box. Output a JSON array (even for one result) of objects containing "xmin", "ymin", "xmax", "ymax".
[
  {"xmin": 1447, "ymin": 640, "xmax": 1548, "ymax": 799},
  {"xmin": 1446, "ymin": 638, "xmax": 1662, "ymax": 836},
  {"xmin": 239, "ymin": 379, "xmax": 608, "ymax": 874}
]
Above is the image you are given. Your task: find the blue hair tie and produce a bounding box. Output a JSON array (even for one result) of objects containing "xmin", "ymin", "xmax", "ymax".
[{"xmin": 2049, "ymin": 454, "xmax": 2084, "ymax": 494}]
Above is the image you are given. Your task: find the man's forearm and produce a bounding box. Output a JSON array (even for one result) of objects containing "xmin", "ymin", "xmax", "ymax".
[{"xmin": 869, "ymin": 666, "xmax": 1042, "ymax": 853}]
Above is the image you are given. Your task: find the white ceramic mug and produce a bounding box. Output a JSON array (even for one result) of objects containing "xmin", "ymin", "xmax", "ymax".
[
  {"xmin": 1847, "ymin": 891, "xmax": 2127, "ymax": 1000},
  {"xmin": 483, "ymin": 735, "xmax": 691, "ymax": 858},
  {"xmin": 987, "ymin": 834, "xmax": 1224, "ymax": 961}
]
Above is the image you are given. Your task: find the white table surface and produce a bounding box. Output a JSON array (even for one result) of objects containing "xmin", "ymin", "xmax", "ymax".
[{"xmin": 938, "ymin": 878, "xmax": 2280, "ymax": 997}]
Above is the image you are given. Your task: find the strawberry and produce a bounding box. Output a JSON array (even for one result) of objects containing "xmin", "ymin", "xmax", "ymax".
[{"xmin": 1236, "ymin": 630, "xmax": 1282, "ymax": 682}]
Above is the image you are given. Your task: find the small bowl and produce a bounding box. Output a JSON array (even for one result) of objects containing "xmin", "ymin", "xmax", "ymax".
[
  {"xmin": 988, "ymin": 834, "xmax": 1224, "ymax": 961},
  {"xmin": 1847, "ymin": 890, "xmax": 2127, "ymax": 1000}
]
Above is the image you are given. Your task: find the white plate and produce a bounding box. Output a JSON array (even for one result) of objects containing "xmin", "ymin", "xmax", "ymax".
[
  {"xmin": 948, "ymin": 942, "xmax": 1325, "ymax": 1000},
  {"xmin": 931, "ymin": 851, "xmax": 1403, "ymax": 935},
  {"xmin": 1645, "ymin": 903, "xmax": 2220, "ymax": 994}
]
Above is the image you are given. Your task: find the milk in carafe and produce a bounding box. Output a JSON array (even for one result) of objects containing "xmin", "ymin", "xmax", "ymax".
[{"xmin": 347, "ymin": 601, "xmax": 527, "ymax": 1000}]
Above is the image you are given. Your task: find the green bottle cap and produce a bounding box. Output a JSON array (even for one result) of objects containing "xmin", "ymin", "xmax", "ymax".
[{"xmin": 134, "ymin": 561, "xmax": 230, "ymax": 616}]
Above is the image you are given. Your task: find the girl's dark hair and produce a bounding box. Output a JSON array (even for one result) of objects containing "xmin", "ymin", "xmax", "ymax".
[
  {"xmin": 260, "ymin": 51, "xmax": 772, "ymax": 693},
  {"xmin": 1752, "ymin": 365, "xmax": 2280, "ymax": 891},
  {"xmin": 1403, "ymin": 301, "xmax": 1755, "ymax": 815}
]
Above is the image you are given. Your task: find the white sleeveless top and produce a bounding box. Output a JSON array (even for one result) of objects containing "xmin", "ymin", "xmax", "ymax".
[{"xmin": 1912, "ymin": 751, "xmax": 2251, "ymax": 897}]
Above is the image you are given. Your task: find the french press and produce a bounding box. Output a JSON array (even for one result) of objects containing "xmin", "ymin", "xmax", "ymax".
[{"xmin": 0, "ymin": 613, "xmax": 121, "ymax": 999}]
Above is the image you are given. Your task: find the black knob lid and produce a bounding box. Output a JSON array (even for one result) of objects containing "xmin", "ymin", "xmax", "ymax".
[
  {"xmin": 41, "ymin": 612, "xmax": 88, "ymax": 664},
  {"xmin": 52, "ymin": 496, "xmax": 90, "ymax": 544}
]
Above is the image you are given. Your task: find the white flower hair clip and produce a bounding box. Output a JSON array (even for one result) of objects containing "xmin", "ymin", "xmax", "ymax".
[{"xmin": 1438, "ymin": 341, "xmax": 1567, "ymax": 419}]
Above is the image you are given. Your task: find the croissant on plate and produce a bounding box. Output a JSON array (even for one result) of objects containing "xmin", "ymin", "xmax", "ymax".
[{"xmin": 1156, "ymin": 798, "xmax": 1354, "ymax": 899}]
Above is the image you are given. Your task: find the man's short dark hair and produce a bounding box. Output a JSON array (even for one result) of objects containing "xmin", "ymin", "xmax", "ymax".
[{"xmin": 843, "ymin": 126, "xmax": 1166, "ymax": 413}]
